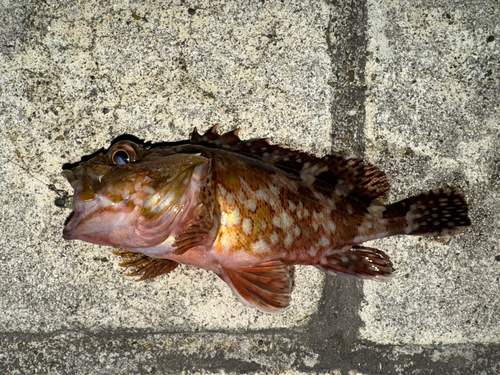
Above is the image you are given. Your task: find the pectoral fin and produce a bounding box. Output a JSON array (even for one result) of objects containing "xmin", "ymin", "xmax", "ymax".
[
  {"xmin": 218, "ymin": 261, "xmax": 294, "ymax": 313},
  {"xmin": 173, "ymin": 163, "xmax": 220, "ymax": 255}
]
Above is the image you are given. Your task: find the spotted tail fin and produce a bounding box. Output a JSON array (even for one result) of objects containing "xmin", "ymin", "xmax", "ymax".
[{"xmin": 384, "ymin": 187, "xmax": 471, "ymax": 236}]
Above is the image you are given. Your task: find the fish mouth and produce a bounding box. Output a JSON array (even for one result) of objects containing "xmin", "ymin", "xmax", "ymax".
[{"xmin": 61, "ymin": 168, "xmax": 100, "ymax": 240}]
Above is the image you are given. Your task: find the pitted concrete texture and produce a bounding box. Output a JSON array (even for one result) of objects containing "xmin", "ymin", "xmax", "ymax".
[{"xmin": 0, "ymin": 0, "xmax": 499, "ymax": 374}]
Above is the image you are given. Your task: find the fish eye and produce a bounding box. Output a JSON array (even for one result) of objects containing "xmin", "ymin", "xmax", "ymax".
[
  {"xmin": 107, "ymin": 141, "xmax": 142, "ymax": 165},
  {"xmin": 112, "ymin": 150, "xmax": 131, "ymax": 165}
]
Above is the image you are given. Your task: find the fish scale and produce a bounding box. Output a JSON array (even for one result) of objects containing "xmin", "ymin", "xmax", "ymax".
[
  {"xmin": 212, "ymin": 153, "xmax": 354, "ymax": 259},
  {"xmin": 61, "ymin": 126, "xmax": 471, "ymax": 312}
]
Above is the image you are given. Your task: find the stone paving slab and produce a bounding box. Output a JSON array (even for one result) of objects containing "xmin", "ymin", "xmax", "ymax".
[{"xmin": 0, "ymin": 0, "xmax": 498, "ymax": 374}]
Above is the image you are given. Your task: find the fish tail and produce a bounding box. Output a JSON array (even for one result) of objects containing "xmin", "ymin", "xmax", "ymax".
[{"xmin": 384, "ymin": 187, "xmax": 471, "ymax": 236}]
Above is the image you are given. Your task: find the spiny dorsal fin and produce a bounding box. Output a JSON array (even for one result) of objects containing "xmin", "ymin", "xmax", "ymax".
[
  {"xmin": 112, "ymin": 251, "xmax": 179, "ymax": 281},
  {"xmin": 191, "ymin": 125, "xmax": 389, "ymax": 203},
  {"xmin": 217, "ymin": 260, "xmax": 294, "ymax": 313}
]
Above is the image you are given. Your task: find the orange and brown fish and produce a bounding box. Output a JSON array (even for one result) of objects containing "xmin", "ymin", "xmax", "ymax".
[{"xmin": 61, "ymin": 126, "xmax": 471, "ymax": 312}]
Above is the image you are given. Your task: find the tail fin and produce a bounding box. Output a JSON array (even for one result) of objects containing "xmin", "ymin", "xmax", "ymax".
[{"xmin": 384, "ymin": 187, "xmax": 471, "ymax": 236}]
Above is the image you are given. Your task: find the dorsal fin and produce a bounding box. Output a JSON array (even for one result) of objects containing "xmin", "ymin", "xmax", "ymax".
[{"xmin": 191, "ymin": 125, "xmax": 390, "ymax": 203}]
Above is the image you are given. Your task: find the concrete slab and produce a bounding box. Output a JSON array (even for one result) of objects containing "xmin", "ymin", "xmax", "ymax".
[{"xmin": 0, "ymin": 0, "xmax": 498, "ymax": 374}]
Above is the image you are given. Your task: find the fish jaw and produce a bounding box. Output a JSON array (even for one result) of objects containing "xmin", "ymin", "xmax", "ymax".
[{"xmin": 61, "ymin": 165, "xmax": 144, "ymax": 247}]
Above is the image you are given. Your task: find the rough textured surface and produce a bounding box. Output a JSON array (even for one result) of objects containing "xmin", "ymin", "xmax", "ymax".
[{"xmin": 0, "ymin": 0, "xmax": 498, "ymax": 374}]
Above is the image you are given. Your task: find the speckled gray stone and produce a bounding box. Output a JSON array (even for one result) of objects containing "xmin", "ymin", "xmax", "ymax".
[{"xmin": 0, "ymin": 0, "xmax": 498, "ymax": 374}]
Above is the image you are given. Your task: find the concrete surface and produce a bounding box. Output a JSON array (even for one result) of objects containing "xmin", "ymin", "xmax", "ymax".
[{"xmin": 0, "ymin": 0, "xmax": 498, "ymax": 374}]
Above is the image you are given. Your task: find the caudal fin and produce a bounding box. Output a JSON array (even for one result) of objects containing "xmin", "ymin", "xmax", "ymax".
[{"xmin": 384, "ymin": 187, "xmax": 471, "ymax": 236}]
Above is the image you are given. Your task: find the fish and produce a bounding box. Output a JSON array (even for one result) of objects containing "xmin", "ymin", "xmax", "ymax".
[{"xmin": 61, "ymin": 125, "xmax": 471, "ymax": 312}]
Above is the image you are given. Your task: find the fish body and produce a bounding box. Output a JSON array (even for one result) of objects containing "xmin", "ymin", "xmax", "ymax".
[{"xmin": 62, "ymin": 126, "xmax": 470, "ymax": 312}]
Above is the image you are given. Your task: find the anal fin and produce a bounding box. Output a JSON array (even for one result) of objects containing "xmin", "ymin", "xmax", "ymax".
[
  {"xmin": 218, "ymin": 261, "xmax": 294, "ymax": 313},
  {"xmin": 112, "ymin": 250, "xmax": 179, "ymax": 281},
  {"xmin": 315, "ymin": 246, "xmax": 394, "ymax": 282}
]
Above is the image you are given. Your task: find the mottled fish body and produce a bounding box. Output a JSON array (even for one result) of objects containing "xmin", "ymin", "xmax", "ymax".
[{"xmin": 62, "ymin": 126, "xmax": 470, "ymax": 312}]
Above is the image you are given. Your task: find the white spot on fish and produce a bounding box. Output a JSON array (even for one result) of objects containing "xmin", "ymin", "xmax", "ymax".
[
  {"xmin": 288, "ymin": 200, "xmax": 296, "ymax": 211},
  {"xmin": 251, "ymin": 239, "xmax": 270, "ymax": 254},
  {"xmin": 313, "ymin": 192, "xmax": 324, "ymax": 200},
  {"xmin": 218, "ymin": 185, "xmax": 228, "ymax": 197},
  {"xmin": 269, "ymin": 197, "xmax": 278, "ymax": 211},
  {"xmin": 294, "ymin": 225, "xmax": 301, "ymax": 237},
  {"xmin": 303, "ymin": 209, "xmax": 310, "ymax": 218},
  {"xmin": 280, "ymin": 211, "xmax": 293, "ymax": 228},
  {"xmin": 320, "ymin": 236, "xmax": 330, "ymax": 247},
  {"xmin": 255, "ymin": 188, "xmax": 269, "ymax": 201},
  {"xmin": 239, "ymin": 177, "xmax": 252, "ymax": 192},
  {"xmin": 270, "ymin": 232, "xmax": 279, "ymax": 244},
  {"xmin": 144, "ymin": 186, "xmax": 156, "ymax": 195},
  {"xmin": 242, "ymin": 218, "xmax": 252, "ymax": 235},
  {"xmin": 134, "ymin": 182, "xmax": 142, "ymax": 192},
  {"xmin": 284, "ymin": 233, "xmax": 293, "ymax": 247},
  {"xmin": 328, "ymin": 221, "xmax": 336, "ymax": 232},
  {"xmin": 237, "ymin": 189, "xmax": 246, "ymax": 203},
  {"xmin": 226, "ymin": 207, "xmax": 241, "ymax": 226},
  {"xmin": 220, "ymin": 212, "xmax": 228, "ymax": 226},
  {"xmin": 308, "ymin": 247, "xmax": 318, "ymax": 257},
  {"xmin": 312, "ymin": 221, "xmax": 319, "ymax": 231},
  {"xmin": 260, "ymin": 219, "xmax": 267, "ymax": 230},
  {"xmin": 246, "ymin": 199, "xmax": 257, "ymax": 212},
  {"xmin": 272, "ymin": 216, "xmax": 281, "ymax": 228},
  {"xmin": 269, "ymin": 184, "xmax": 279, "ymax": 196}
]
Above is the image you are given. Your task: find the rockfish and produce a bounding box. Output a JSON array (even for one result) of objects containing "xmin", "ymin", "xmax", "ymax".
[{"xmin": 62, "ymin": 126, "xmax": 470, "ymax": 312}]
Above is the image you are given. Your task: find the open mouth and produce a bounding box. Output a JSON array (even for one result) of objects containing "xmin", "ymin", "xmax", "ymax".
[{"xmin": 60, "ymin": 169, "xmax": 86, "ymax": 240}]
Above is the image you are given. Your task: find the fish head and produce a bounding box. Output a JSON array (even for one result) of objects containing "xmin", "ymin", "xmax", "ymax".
[{"xmin": 62, "ymin": 140, "xmax": 209, "ymax": 249}]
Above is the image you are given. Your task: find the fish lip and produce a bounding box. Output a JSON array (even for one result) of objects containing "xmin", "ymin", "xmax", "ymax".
[{"xmin": 61, "ymin": 167, "xmax": 97, "ymax": 240}]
